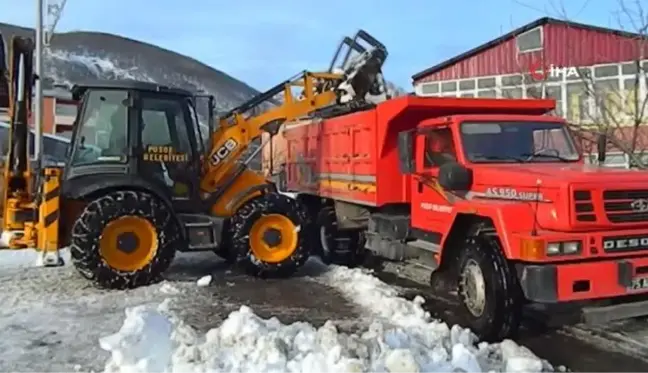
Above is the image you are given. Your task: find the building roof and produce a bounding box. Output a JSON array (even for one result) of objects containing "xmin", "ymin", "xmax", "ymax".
[{"xmin": 411, "ymin": 17, "xmax": 644, "ymax": 82}]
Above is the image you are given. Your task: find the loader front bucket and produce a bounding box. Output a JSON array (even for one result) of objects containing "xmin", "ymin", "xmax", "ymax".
[
  {"xmin": 328, "ymin": 30, "xmax": 387, "ymax": 73},
  {"xmin": 0, "ymin": 32, "xmax": 8, "ymax": 109},
  {"xmin": 329, "ymin": 30, "xmax": 389, "ymax": 103}
]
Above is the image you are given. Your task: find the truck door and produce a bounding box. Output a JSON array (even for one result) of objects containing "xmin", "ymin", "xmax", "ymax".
[
  {"xmin": 137, "ymin": 93, "xmax": 201, "ymax": 212},
  {"xmin": 410, "ymin": 126, "xmax": 457, "ymax": 240}
]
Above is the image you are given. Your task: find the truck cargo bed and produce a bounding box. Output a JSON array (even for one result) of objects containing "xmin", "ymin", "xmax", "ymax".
[{"xmin": 282, "ymin": 95, "xmax": 555, "ymax": 206}]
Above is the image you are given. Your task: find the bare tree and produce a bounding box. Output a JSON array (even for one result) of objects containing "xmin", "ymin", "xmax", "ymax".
[{"xmin": 507, "ymin": 0, "xmax": 648, "ymax": 168}]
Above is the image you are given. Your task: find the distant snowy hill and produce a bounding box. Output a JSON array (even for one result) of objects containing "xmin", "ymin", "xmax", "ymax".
[{"xmin": 0, "ymin": 22, "xmax": 259, "ymax": 111}]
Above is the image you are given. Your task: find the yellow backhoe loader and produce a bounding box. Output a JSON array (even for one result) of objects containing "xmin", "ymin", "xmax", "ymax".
[{"xmin": 0, "ymin": 30, "xmax": 388, "ymax": 288}]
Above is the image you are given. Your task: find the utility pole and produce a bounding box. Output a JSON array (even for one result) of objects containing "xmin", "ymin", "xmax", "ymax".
[{"xmin": 34, "ymin": 0, "xmax": 44, "ymax": 165}]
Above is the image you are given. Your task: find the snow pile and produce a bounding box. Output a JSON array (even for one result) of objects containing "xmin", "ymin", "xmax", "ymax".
[
  {"xmin": 100, "ymin": 265, "xmax": 552, "ymax": 373},
  {"xmin": 323, "ymin": 266, "xmax": 549, "ymax": 372}
]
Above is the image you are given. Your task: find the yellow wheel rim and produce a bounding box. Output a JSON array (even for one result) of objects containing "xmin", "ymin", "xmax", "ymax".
[
  {"xmin": 99, "ymin": 216, "xmax": 159, "ymax": 272},
  {"xmin": 249, "ymin": 213, "xmax": 298, "ymax": 263}
]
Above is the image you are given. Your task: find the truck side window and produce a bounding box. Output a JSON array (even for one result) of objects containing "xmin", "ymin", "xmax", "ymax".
[{"xmin": 423, "ymin": 128, "xmax": 456, "ymax": 168}]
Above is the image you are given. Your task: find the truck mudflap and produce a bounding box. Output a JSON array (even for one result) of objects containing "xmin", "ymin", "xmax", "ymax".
[{"xmin": 517, "ymin": 257, "xmax": 648, "ymax": 302}]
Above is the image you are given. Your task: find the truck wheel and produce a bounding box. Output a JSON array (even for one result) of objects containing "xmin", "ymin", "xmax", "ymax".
[
  {"xmin": 70, "ymin": 190, "xmax": 181, "ymax": 289},
  {"xmin": 457, "ymin": 225, "xmax": 523, "ymax": 341},
  {"xmin": 229, "ymin": 193, "xmax": 309, "ymax": 277},
  {"xmin": 317, "ymin": 207, "xmax": 365, "ymax": 266}
]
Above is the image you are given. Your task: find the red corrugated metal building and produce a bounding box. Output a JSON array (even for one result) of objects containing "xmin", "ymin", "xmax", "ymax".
[{"xmin": 412, "ymin": 17, "xmax": 648, "ymax": 167}]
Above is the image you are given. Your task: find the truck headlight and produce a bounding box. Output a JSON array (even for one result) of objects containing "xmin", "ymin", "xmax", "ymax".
[
  {"xmin": 546, "ymin": 243, "xmax": 561, "ymax": 255},
  {"xmin": 546, "ymin": 241, "xmax": 581, "ymax": 256},
  {"xmin": 562, "ymin": 241, "xmax": 581, "ymax": 254}
]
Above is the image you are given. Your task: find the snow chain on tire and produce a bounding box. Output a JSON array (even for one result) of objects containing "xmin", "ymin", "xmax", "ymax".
[
  {"xmin": 457, "ymin": 223, "xmax": 523, "ymax": 341},
  {"xmin": 70, "ymin": 190, "xmax": 181, "ymax": 289},
  {"xmin": 229, "ymin": 192, "xmax": 310, "ymax": 277}
]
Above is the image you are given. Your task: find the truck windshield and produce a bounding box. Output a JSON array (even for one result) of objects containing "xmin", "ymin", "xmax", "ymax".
[{"xmin": 460, "ymin": 121, "xmax": 580, "ymax": 163}]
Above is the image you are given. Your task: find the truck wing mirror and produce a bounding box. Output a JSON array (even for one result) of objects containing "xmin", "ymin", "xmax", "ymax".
[
  {"xmin": 597, "ymin": 133, "xmax": 607, "ymax": 164},
  {"xmin": 397, "ymin": 130, "xmax": 414, "ymax": 174},
  {"xmin": 438, "ymin": 162, "xmax": 473, "ymax": 191}
]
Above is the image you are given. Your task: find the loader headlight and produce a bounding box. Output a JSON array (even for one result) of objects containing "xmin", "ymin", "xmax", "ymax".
[{"xmin": 546, "ymin": 241, "xmax": 581, "ymax": 256}]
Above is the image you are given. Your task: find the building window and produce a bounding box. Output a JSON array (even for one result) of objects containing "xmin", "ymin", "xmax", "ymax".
[
  {"xmin": 461, "ymin": 93, "xmax": 475, "ymax": 97},
  {"xmin": 459, "ymin": 80, "xmax": 475, "ymax": 90},
  {"xmin": 566, "ymin": 82, "xmax": 592, "ymax": 123},
  {"xmin": 55, "ymin": 102, "xmax": 78, "ymax": 117},
  {"xmin": 421, "ymin": 83, "xmax": 439, "ymax": 95},
  {"xmin": 477, "ymin": 77, "xmax": 496, "ymax": 89},
  {"xmin": 546, "ymin": 86, "xmax": 563, "ymax": 116},
  {"xmin": 516, "ymin": 27, "xmax": 543, "ymax": 53},
  {"xmin": 623, "ymin": 77, "xmax": 640, "ymax": 116},
  {"xmin": 477, "ymin": 90, "xmax": 496, "ymax": 98},
  {"xmin": 622, "ymin": 62, "xmax": 639, "ymax": 75},
  {"xmin": 441, "ymin": 81, "xmax": 457, "ymax": 92},
  {"xmin": 526, "ymin": 85, "xmax": 543, "ymax": 99},
  {"xmin": 502, "ymin": 75, "xmax": 523, "ymax": 87},
  {"xmin": 594, "ymin": 79, "xmax": 621, "ymax": 121},
  {"xmin": 594, "ymin": 65, "xmax": 619, "ymax": 78},
  {"xmin": 502, "ymin": 87, "xmax": 523, "ymax": 98}
]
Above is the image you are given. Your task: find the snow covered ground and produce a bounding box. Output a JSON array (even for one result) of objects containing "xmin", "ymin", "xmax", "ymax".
[
  {"xmin": 13, "ymin": 244, "xmax": 648, "ymax": 372},
  {"xmin": 1, "ymin": 248, "xmax": 553, "ymax": 372}
]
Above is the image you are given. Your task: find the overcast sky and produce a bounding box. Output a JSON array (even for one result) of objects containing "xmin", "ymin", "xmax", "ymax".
[{"xmin": 0, "ymin": 0, "xmax": 632, "ymax": 90}]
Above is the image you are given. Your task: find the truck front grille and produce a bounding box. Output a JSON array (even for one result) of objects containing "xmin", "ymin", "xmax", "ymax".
[
  {"xmin": 573, "ymin": 190, "xmax": 596, "ymax": 222},
  {"xmin": 603, "ymin": 190, "xmax": 648, "ymax": 223}
]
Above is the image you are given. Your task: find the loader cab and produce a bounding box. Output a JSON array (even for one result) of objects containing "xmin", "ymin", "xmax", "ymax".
[{"xmin": 65, "ymin": 81, "xmax": 207, "ymax": 211}]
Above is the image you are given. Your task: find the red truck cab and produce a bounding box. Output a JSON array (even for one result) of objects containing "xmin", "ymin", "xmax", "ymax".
[{"xmin": 283, "ymin": 95, "xmax": 648, "ymax": 341}]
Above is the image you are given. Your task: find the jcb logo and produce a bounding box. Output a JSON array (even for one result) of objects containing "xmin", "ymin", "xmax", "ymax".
[{"xmin": 210, "ymin": 138, "xmax": 238, "ymax": 166}]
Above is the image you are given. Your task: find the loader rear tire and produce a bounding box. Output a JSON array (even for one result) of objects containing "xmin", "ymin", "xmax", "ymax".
[
  {"xmin": 229, "ymin": 193, "xmax": 310, "ymax": 277},
  {"xmin": 457, "ymin": 223, "xmax": 523, "ymax": 341},
  {"xmin": 70, "ymin": 190, "xmax": 181, "ymax": 289}
]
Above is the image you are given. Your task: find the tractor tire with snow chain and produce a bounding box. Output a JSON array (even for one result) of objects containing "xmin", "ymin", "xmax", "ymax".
[
  {"xmin": 457, "ymin": 223, "xmax": 523, "ymax": 341},
  {"xmin": 317, "ymin": 207, "xmax": 366, "ymax": 266},
  {"xmin": 229, "ymin": 192, "xmax": 310, "ymax": 277},
  {"xmin": 70, "ymin": 190, "xmax": 181, "ymax": 289}
]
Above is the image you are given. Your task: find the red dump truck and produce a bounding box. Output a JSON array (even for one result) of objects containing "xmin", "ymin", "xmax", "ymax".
[{"xmin": 281, "ymin": 95, "xmax": 648, "ymax": 341}]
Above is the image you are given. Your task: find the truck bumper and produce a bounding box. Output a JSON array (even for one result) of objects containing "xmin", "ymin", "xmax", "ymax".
[{"xmin": 517, "ymin": 256, "xmax": 648, "ymax": 303}]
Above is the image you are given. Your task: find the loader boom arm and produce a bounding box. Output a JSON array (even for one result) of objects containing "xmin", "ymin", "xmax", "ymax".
[
  {"xmin": 199, "ymin": 71, "xmax": 340, "ymax": 203},
  {"xmin": 199, "ymin": 29, "xmax": 388, "ymax": 215}
]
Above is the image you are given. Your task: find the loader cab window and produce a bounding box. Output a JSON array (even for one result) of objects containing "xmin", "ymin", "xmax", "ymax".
[
  {"xmin": 139, "ymin": 96, "xmax": 193, "ymax": 155},
  {"xmin": 71, "ymin": 90, "xmax": 129, "ymax": 166},
  {"xmin": 187, "ymin": 101, "xmax": 206, "ymax": 154},
  {"xmin": 138, "ymin": 95, "xmax": 195, "ymax": 199},
  {"xmin": 423, "ymin": 128, "xmax": 457, "ymax": 168}
]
